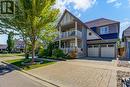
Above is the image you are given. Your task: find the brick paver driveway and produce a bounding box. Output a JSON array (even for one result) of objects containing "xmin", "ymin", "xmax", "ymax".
[{"xmin": 28, "ymin": 59, "xmax": 116, "ymax": 87}]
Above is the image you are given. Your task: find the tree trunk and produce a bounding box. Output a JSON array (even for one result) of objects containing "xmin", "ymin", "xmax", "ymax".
[
  {"xmin": 24, "ymin": 42, "xmax": 28, "ymax": 59},
  {"xmin": 31, "ymin": 40, "xmax": 35, "ymax": 63}
]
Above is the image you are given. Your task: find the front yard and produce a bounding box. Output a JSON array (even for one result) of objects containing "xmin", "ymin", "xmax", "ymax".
[
  {"xmin": 6, "ymin": 59, "xmax": 56, "ymax": 70},
  {"xmin": 0, "ymin": 53, "xmax": 24, "ymax": 58}
]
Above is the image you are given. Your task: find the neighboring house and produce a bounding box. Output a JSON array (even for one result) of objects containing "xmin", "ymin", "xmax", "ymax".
[
  {"xmin": 0, "ymin": 44, "xmax": 7, "ymax": 51},
  {"xmin": 122, "ymin": 26, "xmax": 130, "ymax": 58},
  {"xmin": 14, "ymin": 39, "xmax": 25, "ymax": 52},
  {"xmin": 56, "ymin": 10, "xmax": 120, "ymax": 58}
]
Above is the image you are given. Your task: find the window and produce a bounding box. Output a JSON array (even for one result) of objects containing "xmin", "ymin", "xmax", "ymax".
[
  {"xmin": 94, "ymin": 45, "xmax": 99, "ymax": 48},
  {"xmin": 88, "ymin": 45, "xmax": 93, "ymax": 48},
  {"xmin": 100, "ymin": 26, "xmax": 109, "ymax": 34},
  {"xmin": 108, "ymin": 44, "xmax": 114, "ymax": 47},
  {"xmin": 101, "ymin": 44, "xmax": 107, "ymax": 47}
]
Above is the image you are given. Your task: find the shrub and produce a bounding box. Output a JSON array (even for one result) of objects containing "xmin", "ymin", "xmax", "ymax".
[
  {"xmin": 69, "ymin": 50, "xmax": 77, "ymax": 58},
  {"xmin": 43, "ymin": 49, "xmax": 50, "ymax": 57},
  {"xmin": 52, "ymin": 49, "xmax": 65, "ymax": 58},
  {"xmin": 38, "ymin": 46, "xmax": 44, "ymax": 58}
]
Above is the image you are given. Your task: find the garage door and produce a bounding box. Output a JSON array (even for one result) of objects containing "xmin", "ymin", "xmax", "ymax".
[
  {"xmin": 88, "ymin": 45, "xmax": 99, "ymax": 57},
  {"xmin": 101, "ymin": 44, "xmax": 115, "ymax": 58}
]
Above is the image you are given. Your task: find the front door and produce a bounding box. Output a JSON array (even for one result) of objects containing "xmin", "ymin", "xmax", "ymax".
[{"xmin": 70, "ymin": 42, "xmax": 75, "ymax": 48}]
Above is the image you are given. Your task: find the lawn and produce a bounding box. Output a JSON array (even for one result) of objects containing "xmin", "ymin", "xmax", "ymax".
[
  {"xmin": 0, "ymin": 53, "xmax": 24, "ymax": 57},
  {"xmin": 6, "ymin": 59, "xmax": 56, "ymax": 70}
]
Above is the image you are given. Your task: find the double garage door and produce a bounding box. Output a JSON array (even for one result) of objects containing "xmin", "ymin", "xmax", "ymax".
[{"xmin": 88, "ymin": 44, "xmax": 115, "ymax": 58}]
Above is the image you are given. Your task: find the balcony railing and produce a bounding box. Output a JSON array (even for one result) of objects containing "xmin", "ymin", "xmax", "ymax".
[
  {"xmin": 61, "ymin": 48, "xmax": 82, "ymax": 54},
  {"xmin": 60, "ymin": 30, "xmax": 82, "ymax": 39}
]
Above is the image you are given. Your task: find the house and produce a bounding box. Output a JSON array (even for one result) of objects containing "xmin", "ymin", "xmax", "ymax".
[
  {"xmin": 14, "ymin": 39, "xmax": 25, "ymax": 52},
  {"xmin": 56, "ymin": 10, "xmax": 120, "ymax": 58},
  {"xmin": 122, "ymin": 26, "xmax": 130, "ymax": 58},
  {"xmin": 0, "ymin": 44, "xmax": 7, "ymax": 52}
]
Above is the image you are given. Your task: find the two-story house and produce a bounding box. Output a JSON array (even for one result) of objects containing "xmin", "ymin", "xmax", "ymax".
[{"xmin": 57, "ymin": 10, "xmax": 120, "ymax": 58}]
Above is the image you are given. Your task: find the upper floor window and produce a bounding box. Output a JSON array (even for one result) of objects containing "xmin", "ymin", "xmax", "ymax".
[{"xmin": 100, "ymin": 26, "xmax": 109, "ymax": 34}]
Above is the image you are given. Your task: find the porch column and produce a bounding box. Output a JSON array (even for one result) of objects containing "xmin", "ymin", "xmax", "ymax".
[
  {"xmin": 75, "ymin": 21, "xmax": 78, "ymax": 47},
  {"xmin": 59, "ymin": 26, "xmax": 61, "ymax": 49}
]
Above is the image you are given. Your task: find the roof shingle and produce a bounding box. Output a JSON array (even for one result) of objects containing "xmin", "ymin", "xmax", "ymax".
[{"xmin": 85, "ymin": 18, "xmax": 119, "ymax": 28}]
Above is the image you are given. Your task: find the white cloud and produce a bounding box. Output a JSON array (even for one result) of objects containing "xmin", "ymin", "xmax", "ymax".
[
  {"xmin": 74, "ymin": 11, "xmax": 81, "ymax": 18},
  {"xmin": 121, "ymin": 21, "xmax": 130, "ymax": 29},
  {"xmin": 106, "ymin": 0, "xmax": 122, "ymax": 8},
  {"xmin": 120, "ymin": 21, "xmax": 130, "ymax": 38},
  {"xmin": 107, "ymin": 0, "xmax": 117, "ymax": 3},
  {"xmin": 114, "ymin": 2, "xmax": 122, "ymax": 8},
  {"xmin": 77, "ymin": 13, "xmax": 81, "ymax": 18},
  {"xmin": 128, "ymin": 0, "xmax": 130, "ymax": 4},
  {"xmin": 55, "ymin": 0, "xmax": 96, "ymax": 12}
]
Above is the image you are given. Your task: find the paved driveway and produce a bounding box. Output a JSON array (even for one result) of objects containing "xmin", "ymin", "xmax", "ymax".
[{"xmin": 28, "ymin": 59, "xmax": 116, "ymax": 87}]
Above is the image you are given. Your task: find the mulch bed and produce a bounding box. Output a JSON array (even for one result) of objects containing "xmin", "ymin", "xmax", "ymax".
[
  {"xmin": 117, "ymin": 61, "xmax": 130, "ymax": 68},
  {"xmin": 117, "ymin": 70, "xmax": 130, "ymax": 87}
]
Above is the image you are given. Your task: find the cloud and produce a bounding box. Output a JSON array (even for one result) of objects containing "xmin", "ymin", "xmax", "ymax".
[
  {"xmin": 114, "ymin": 2, "xmax": 122, "ymax": 8},
  {"xmin": 77, "ymin": 13, "xmax": 81, "ymax": 18},
  {"xmin": 107, "ymin": 0, "xmax": 117, "ymax": 3},
  {"xmin": 106, "ymin": 0, "xmax": 122, "ymax": 8},
  {"xmin": 120, "ymin": 21, "xmax": 130, "ymax": 38},
  {"xmin": 74, "ymin": 11, "xmax": 81, "ymax": 18},
  {"xmin": 128, "ymin": 0, "xmax": 130, "ymax": 4},
  {"xmin": 121, "ymin": 21, "xmax": 130, "ymax": 29},
  {"xmin": 55, "ymin": 0, "xmax": 96, "ymax": 12}
]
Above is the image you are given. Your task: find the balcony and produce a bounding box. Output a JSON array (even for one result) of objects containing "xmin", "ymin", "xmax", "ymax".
[{"xmin": 60, "ymin": 30, "xmax": 82, "ymax": 39}]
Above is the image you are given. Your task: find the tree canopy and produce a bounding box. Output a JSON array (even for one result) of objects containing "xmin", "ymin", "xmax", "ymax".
[{"xmin": 0, "ymin": 0, "xmax": 60, "ymax": 62}]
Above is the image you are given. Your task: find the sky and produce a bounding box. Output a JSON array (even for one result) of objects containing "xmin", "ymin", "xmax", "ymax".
[{"xmin": 0, "ymin": 0, "xmax": 130, "ymax": 44}]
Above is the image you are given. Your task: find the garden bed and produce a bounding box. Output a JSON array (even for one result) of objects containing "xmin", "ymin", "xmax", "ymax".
[
  {"xmin": 117, "ymin": 70, "xmax": 130, "ymax": 87},
  {"xmin": 117, "ymin": 61, "xmax": 130, "ymax": 68},
  {"xmin": 5, "ymin": 59, "xmax": 56, "ymax": 70}
]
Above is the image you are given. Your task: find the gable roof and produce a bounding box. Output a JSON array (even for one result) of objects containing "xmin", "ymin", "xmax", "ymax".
[
  {"xmin": 123, "ymin": 26, "xmax": 130, "ymax": 37},
  {"xmin": 57, "ymin": 9, "xmax": 102, "ymax": 40},
  {"xmin": 57, "ymin": 9, "xmax": 88, "ymax": 28},
  {"xmin": 85, "ymin": 18, "xmax": 119, "ymax": 28}
]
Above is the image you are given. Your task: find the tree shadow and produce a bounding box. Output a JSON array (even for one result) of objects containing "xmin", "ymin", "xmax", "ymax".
[{"xmin": 0, "ymin": 64, "xmax": 14, "ymax": 76}]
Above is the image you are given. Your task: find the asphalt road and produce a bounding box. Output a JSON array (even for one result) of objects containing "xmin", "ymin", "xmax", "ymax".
[{"xmin": 0, "ymin": 62, "xmax": 47, "ymax": 87}]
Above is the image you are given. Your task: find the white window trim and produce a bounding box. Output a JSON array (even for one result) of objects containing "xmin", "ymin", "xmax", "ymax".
[{"xmin": 100, "ymin": 26, "xmax": 109, "ymax": 35}]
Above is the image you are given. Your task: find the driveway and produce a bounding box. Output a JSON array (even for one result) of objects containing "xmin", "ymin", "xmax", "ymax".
[{"xmin": 28, "ymin": 59, "xmax": 116, "ymax": 87}]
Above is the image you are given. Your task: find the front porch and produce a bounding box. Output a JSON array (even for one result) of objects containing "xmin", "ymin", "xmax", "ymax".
[{"xmin": 59, "ymin": 39, "xmax": 85, "ymax": 57}]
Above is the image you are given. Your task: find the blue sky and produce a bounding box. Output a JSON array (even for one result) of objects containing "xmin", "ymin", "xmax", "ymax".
[{"xmin": 0, "ymin": 0, "xmax": 130, "ymax": 44}]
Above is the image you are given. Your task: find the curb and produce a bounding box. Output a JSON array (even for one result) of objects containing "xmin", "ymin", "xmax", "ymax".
[{"xmin": 2, "ymin": 61, "xmax": 60, "ymax": 87}]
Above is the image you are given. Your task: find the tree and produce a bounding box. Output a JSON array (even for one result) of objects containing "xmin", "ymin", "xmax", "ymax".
[
  {"xmin": 1, "ymin": 0, "xmax": 59, "ymax": 63},
  {"xmin": 7, "ymin": 32, "xmax": 14, "ymax": 53},
  {"xmin": 19, "ymin": 0, "xmax": 59, "ymax": 62}
]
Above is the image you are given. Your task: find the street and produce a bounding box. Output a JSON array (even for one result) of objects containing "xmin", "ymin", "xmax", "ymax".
[{"xmin": 0, "ymin": 62, "xmax": 47, "ymax": 87}]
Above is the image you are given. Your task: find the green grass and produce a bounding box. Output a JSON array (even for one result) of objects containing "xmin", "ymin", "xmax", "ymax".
[
  {"xmin": 6, "ymin": 59, "xmax": 55, "ymax": 70},
  {"xmin": 0, "ymin": 53, "xmax": 24, "ymax": 57}
]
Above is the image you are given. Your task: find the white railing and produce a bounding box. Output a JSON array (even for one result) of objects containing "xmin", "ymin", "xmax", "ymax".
[
  {"xmin": 61, "ymin": 48, "xmax": 82, "ymax": 54},
  {"xmin": 60, "ymin": 30, "xmax": 82, "ymax": 38}
]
